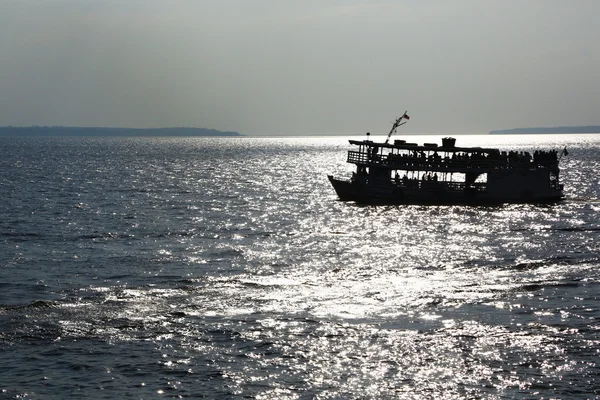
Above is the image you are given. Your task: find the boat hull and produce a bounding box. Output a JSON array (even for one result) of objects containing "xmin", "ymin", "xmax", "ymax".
[{"xmin": 328, "ymin": 176, "xmax": 564, "ymax": 205}]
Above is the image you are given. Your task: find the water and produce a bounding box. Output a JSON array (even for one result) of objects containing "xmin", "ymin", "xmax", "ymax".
[{"xmin": 1, "ymin": 134, "xmax": 599, "ymax": 399}]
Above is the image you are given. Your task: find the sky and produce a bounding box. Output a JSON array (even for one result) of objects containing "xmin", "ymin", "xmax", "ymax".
[{"xmin": 0, "ymin": 0, "xmax": 599, "ymax": 135}]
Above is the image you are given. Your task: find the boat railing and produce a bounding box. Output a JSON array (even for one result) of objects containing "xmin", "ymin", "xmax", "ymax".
[
  {"xmin": 347, "ymin": 151, "xmax": 370, "ymax": 164},
  {"xmin": 348, "ymin": 150, "xmax": 558, "ymax": 170},
  {"xmin": 333, "ymin": 172, "xmax": 488, "ymax": 192},
  {"xmin": 391, "ymin": 179, "xmax": 486, "ymax": 192}
]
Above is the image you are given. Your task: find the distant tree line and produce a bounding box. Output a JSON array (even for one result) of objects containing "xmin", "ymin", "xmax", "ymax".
[
  {"xmin": 490, "ymin": 126, "xmax": 600, "ymax": 134},
  {"xmin": 0, "ymin": 126, "xmax": 243, "ymax": 137}
]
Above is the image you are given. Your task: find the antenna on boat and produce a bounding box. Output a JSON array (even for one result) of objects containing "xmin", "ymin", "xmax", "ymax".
[{"xmin": 385, "ymin": 111, "xmax": 409, "ymax": 144}]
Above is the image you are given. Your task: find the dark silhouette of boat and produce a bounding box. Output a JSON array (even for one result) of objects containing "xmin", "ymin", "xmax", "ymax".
[{"xmin": 328, "ymin": 113, "xmax": 565, "ymax": 204}]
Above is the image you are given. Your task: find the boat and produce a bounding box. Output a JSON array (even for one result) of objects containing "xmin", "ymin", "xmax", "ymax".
[{"xmin": 328, "ymin": 113, "xmax": 565, "ymax": 204}]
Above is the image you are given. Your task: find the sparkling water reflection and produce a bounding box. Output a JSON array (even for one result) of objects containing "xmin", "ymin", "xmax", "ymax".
[{"xmin": 1, "ymin": 134, "xmax": 599, "ymax": 398}]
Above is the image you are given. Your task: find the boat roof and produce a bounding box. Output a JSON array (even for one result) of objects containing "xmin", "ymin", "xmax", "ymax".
[{"xmin": 348, "ymin": 139, "xmax": 500, "ymax": 154}]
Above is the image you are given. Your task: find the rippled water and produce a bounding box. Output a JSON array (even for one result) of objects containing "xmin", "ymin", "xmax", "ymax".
[{"xmin": 1, "ymin": 134, "xmax": 600, "ymax": 399}]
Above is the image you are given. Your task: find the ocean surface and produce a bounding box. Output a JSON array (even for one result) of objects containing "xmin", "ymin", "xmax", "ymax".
[{"xmin": 1, "ymin": 134, "xmax": 599, "ymax": 399}]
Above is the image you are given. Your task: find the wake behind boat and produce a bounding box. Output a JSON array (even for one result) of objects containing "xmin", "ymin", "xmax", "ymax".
[{"xmin": 328, "ymin": 113, "xmax": 565, "ymax": 205}]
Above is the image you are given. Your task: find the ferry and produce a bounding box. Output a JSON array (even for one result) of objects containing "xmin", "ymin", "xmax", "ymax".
[{"xmin": 328, "ymin": 113, "xmax": 565, "ymax": 204}]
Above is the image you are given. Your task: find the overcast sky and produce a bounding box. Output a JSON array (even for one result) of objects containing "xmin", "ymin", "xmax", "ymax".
[{"xmin": 1, "ymin": 0, "xmax": 599, "ymax": 135}]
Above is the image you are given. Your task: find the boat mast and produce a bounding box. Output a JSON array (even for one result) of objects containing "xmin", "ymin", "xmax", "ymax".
[{"xmin": 385, "ymin": 111, "xmax": 409, "ymax": 144}]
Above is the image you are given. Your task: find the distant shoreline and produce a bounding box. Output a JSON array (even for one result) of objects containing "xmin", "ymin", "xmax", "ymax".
[
  {"xmin": 490, "ymin": 126, "xmax": 600, "ymax": 134},
  {"xmin": 0, "ymin": 126, "xmax": 243, "ymax": 137}
]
